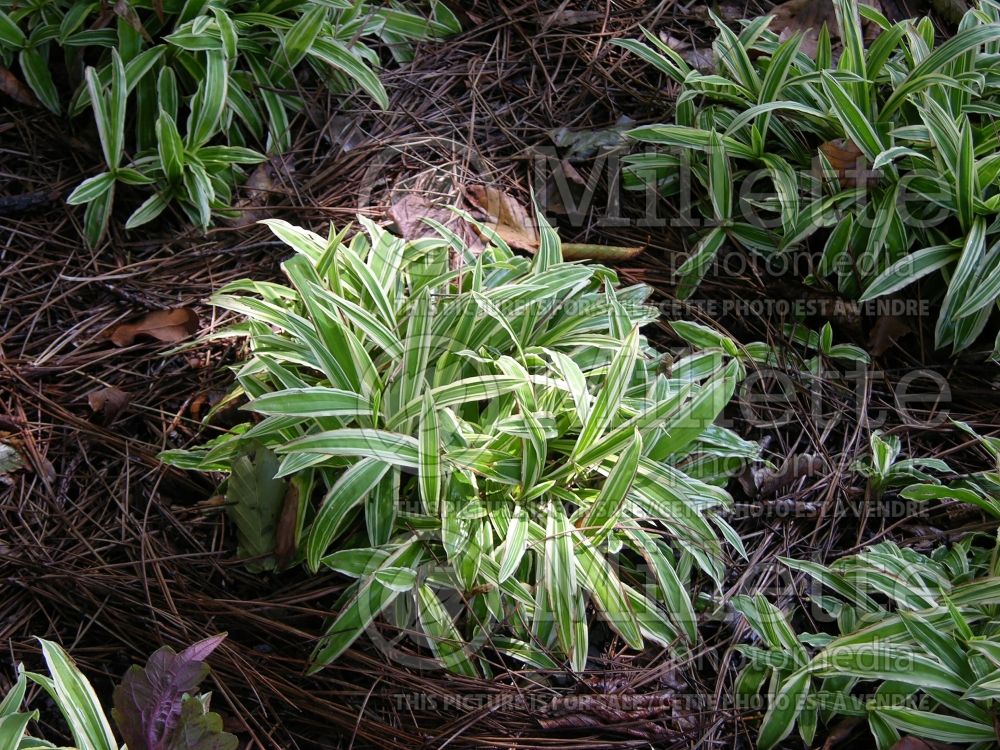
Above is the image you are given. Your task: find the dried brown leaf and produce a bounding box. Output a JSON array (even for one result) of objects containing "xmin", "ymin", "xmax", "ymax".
[
  {"xmin": 464, "ymin": 185, "xmax": 539, "ymax": 252},
  {"xmin": 0, "ymin": 67, "xmax": 39, "ymax": 108},
  {"xmin": 539, "ymin": 691, "xmax": 691, "ymax": 740},
  {"xmin": 889, "ymin": 737, "xmax": 959, "ymax": 750},
  {"xmin": 739, "ymin": 454, "xmax": 825, "ymax": 497},
  {"xmin": 229, "ymin": 155, "xmax": 295, "ymax": 228},
  {"xmin": 820, "ymin": 138, "xmax": 879, "ymax": 188},
  {"xmin": 113, "ymin": 0, "xmax": 151, "ymax": 41},
  {"xmin": 106, "ymin": 308, "xmax": 199, "ymax": 347},
  {"xmin": 88, "ymin": 386, "xmax": 131, "ymax": 421},
  {"xmin": 868, "ymin": 314, "xmax": 911, "ymax": 356},
  {"xmin": 768, "ymin": 0, "xmax": 884, "ymax": 56},
  {"xmin": 274, "ymin": 482, "xmax": 300, "ymax": 570},
  {"xmin": 562, "ymin": 243, "xmax": 645, "ymax": 262},
  {"xmin": 389, "ymin": 192, "xmax": 484, "ymax": 255},
  {"xmin": 770, "ymin": 0, "xmax": 837, "ymax": 56}
]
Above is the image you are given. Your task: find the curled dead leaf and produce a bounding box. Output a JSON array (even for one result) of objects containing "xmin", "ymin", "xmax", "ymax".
[
  {"xmin": 389, "ymin": 192, "xmax": 484, "ymax": 254},
  {"xmin": 889, "ymin": 737, "xmax": 960, "ymax": 750},
  {"xmin": 562, "ymin": 243, "xmax": 645, "ymax": 262},
  {"xmin": 274, "ymin": 482, "xmax": 300, "ymax": 570},
  {"xmin": 228, "ymin": 155, "xmax": 295, "ymax": 228},
  {"xmin": 0, "ymin": 67, "xmax": 39, "ymax": 108},
  {"xmin": 768, "ymin": 0, "xmax": 885, "ymax": 56},
  {"xmin": 113, "ymin": 0, "xmax": 152, "ymax": 41},
  {"xmin": 106, "ymin": 307, "xmax": 199, "ymax": 347},
  {"xmin": 739, "ymin": 454, "xmax": 825, "ymax": 497},
  {"xmin": 819, "ymin": 138, "xmax": 879, "ymax": 188},
  {"xmin": 465, "ymin": 185, "xmax": 540, "ymax": 252},
  {"xmin": 87, "ymin": 386, "xmax": 131, "ymax": 421},
  {"xmin": 819, "ymin": 715, "xmax": 863, "ymax": 749},
  {"xmin": 868, "ymin": 314, "xmax": 912, "ymax": 357}
]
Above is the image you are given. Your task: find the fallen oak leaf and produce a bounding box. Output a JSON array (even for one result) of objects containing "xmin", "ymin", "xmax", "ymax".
[
  {"xmin": 738, "ymin": 454, "xmax": 825, "ymax": 498},
  {"xmin": 227, "ymin": 155, "xmax": 295, "ymax": 229},
  {"xmin": 106, "ymin": 308, "xmax": 199, "ymax": 347}
]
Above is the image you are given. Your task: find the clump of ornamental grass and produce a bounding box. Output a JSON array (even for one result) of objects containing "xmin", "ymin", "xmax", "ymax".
[
  {"xmin": 619, "ymin": 0, "xmax": 1000, "ymax": 354},
  {"xmin": 737, "ymin": 530, "xmax": 1000, "ymax": 749},
  {"xmin": 162, "ymin": 214, "xmax": 759, "ymax": 674},
  {"xmin": 0, "ymin": 1, "xmax": 457, "ymax": 244}
]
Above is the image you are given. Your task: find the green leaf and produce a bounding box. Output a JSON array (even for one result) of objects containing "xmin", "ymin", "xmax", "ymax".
[
  {"xmin": 196, "ymin": 146, "xmax": 266, "ymax": 165},
  {"xmin": 107, "ymin": 49, "xmax": 126, "ymax": 169},
  {"xmin": 936, "ymin": 218, "xmax": 987, "ymax": 350},
  {"xmin": 574, "ymin": 531, "xmax": 643, "ymax": 649},
  {"xmin": 647, "ymin": 359, "xmax": 739, "ymax": 460},
  {"xmin": 416, "ymin": 584, "xmax": 479, "ymax": 677},
  {"xmin": 310, "ymin": 539, "xmax": 422, "ymax": 670},
  {"xmin": 954, "ymin": 246, "xmax": 1000, "ymax": 318},
  {"xmin": 283, "ymin": 4, "xmax": 326, "ymax": 68},
  {"xmin": 156, "ymin": 110, "xmax": 185, "ymax": 183},
  {"xmin": 33, "ymin": 640, "xmax": 117, "ymax": 750},
  {"xmin": 226, "ymin": 447, "xmax": 286, "ymax": 572},
  {"xmin": 707, "ymin": 130, "xmax": 731, "ymax": 220},
  {"xmin": 0, "ymin": 711, "xmax": 33, "ymax": 748},
  {"xmin": 573, "ymin": 326, "xmax": 639, "ymax": 458},
  {"xmin": 247, "ymin": 387, "xmax": 369, "ymax": 418},
  {"xmin": 0, "ymin": 10, "xmax": 26, "ymax": 48},
  {"xmin": 19, "ymin": 48, "xmax": 60, "ymax": 113},
  {"xmin": 676, "ymin": 227, "xmax": 726, "ymax": 299},
  {"xmin": 820, "ymin": 71, "xmax": 884, "ymax": 160},
  {"xmin": 126, "ymin": 192, "xmax": 170, "ymax": 230},
  {"xmin": 186, "ymin": 50, "xmax": 228, "ymax": 147},
  {"xmin": 308, "ymin": 37, "xmax": 389, "ymax": 109},
  {"xmin": 626, "ymin": 124, "xmax": 756, "ymax": 159},
  {"xmin": 545, "ymin": 501, "xmax": 581, "ymax": 669},
  {"xmin": 67, "ymin": 172, "xmax": 115, "ymax": 205},
  {"xmin": 498, "ymin": 504, "xmax": 529, "ymax": 582},
  {"xmin": 584, "ymin": 430, "xmax": 641, "ymax": 537},
  {"xmin": 956, "ymin": 118, "xmax": 978, "ymax": 232},
  {"xmin": 418, "ymin": 391, "xmax": 442, "ymax": 516},
  {"xmin": 875, "ymin": 707, "xmax": 995, "ymax": 743},
  {"xmin": 278, "ymin": 429, "xmax": 420, "ymax": 471},
  {"xmin": 814, "ymin": 645, "xmax": 968, "ymax": 691},
  {"xmin": 880, "ymin": 23, "xmax": 1000, "ymax": 121},
  {"xmin": 306, "ymin": 458, "xmax": 390, "ymax": 571},
  {"xmin": 83, "ymin": 184, "xmax": 114, "ymax": 248},
  {"xmin": 757, "ymin": 667, "xmax": 812, "ymax": 750},
  {"xmin": 861, "ymin": 245, "xmax": 958, "ymax": 300}
]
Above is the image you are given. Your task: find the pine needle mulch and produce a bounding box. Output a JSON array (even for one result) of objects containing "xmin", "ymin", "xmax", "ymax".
[{"xmin": 2, "ymin": 2, "xmax": 998, "ymax": 748}]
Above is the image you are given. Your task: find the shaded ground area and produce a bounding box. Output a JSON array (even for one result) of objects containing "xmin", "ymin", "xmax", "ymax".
[{"xmin": 2, "ymin": 1, "xmax": 998, "ymax": 748}]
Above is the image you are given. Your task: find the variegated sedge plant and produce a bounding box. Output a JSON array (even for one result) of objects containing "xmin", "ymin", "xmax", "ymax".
[
  {"xmin": 0, "ymin": 0, "xmax": 458, "ymax": 245},
  {"xmin": 161, "ymin": 213, "xmax": 760, "ymax": 675},
  {"xmin": 736, "ymin": 422, "xmax": 1000, "ymax": 750},
  {"xmin": 618, "ymin": 0, "xmax": 1000, "ymax": 354},
  {"xmin": 735, "ymin": 532, "xmax": 1000, "ymax": 750}
]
